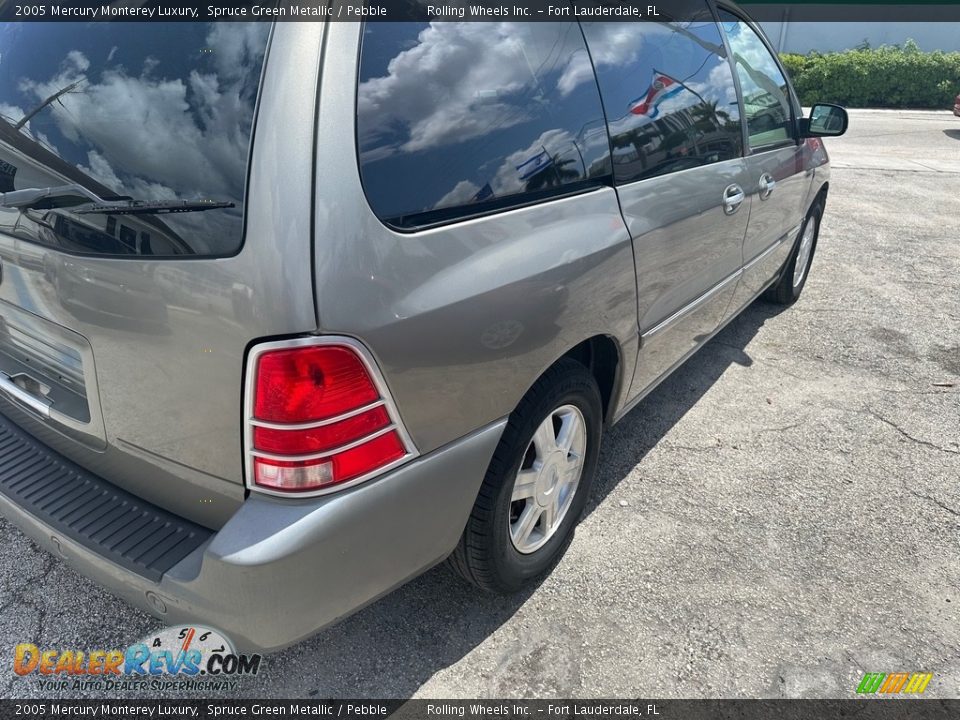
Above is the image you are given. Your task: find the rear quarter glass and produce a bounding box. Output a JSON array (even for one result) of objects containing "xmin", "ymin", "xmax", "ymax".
[
  {"xmin": 0, "ymin": 23, "xmax": 269, "ymax": 258},
  {"xmin": 356, "ymin": 21, "xmax": 613, "ymax": 230}
]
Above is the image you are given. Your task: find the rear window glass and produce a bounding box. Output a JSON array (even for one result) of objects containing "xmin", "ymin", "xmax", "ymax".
[
  {"xmin": 357, "ymin": 22, "xmax": 612, "ymax": 231},
  {"xmin": 0, "ymin": 23, "xmax": 269, "ymax": 257}
]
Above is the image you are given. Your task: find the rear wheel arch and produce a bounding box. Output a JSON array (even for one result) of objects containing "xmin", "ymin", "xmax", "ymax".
[
  {"xmin": 812, "ymin": 181, "xmax": 829, "ymax": 210},
  {"xmin": 449, "ymin": 357, "xmax": 603, "ymax": 591},
  {"xmin": 557, "ymin": 335, "xmax": 622, "ymax": 426}
]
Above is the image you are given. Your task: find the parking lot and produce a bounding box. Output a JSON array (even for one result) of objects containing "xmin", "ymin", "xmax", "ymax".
[{"xmin": 2, "ymin": 109, "xmax": 959, "ymax": 699}]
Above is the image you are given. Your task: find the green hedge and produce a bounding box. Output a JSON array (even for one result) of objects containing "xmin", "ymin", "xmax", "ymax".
[{"xmin": 780, "ymin": 41, "xmax": 960, "ymax": 109}]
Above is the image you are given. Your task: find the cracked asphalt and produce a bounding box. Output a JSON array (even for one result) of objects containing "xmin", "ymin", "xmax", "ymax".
[{"xmin": 1, "ymin": 109, "xmax": 958, "ymax": 699}]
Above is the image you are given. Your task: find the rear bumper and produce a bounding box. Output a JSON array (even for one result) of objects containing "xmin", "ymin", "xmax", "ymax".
[{"xmin": 0, "ymin": 416, "xmax": 504, "ymax": 653}]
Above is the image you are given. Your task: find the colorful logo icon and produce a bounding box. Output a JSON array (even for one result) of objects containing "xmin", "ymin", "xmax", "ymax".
[
  {"xmin": 856, "ymin": 672, "xmax": 933, "ymax": 695},
  {"xmin": 13, "ymin": 625, "xmax": 261, "ymax": 678}
]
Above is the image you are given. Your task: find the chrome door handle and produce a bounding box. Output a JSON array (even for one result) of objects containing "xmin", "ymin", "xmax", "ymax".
[
  {"xmin": 723, "ymin": 184, "xmax": 745, "ymax": 215},
  {"xmin": 759, "ymin": 173, "xmax": 776, "ymax": 200}
]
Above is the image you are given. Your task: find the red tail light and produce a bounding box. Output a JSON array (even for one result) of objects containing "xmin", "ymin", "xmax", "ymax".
[
  {"xmin": 245, "ymin": 338, "xmax": 417, "ymax": 495},
  {"xmin": 254, "ymin": 346, "xmax": 378, "ymax": 423}
]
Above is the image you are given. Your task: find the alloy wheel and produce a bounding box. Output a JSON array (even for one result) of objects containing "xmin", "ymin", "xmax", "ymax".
[
  {"xmin": 508, "ymin": 404, "xmax": 587, "ymax": 554},
  {"xmin": 793, "ymin": 219, "xmax": 817, "ymax": 288}
]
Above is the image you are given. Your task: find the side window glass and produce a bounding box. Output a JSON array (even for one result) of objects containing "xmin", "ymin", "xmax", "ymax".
[
  {"xmin": 357, "ymin": 22, "xmax": 611, "ymax": 230},
  {"xmin": 718, "ymin": 11, "xmax": 795, "ymax": 150},
  {"xmin": 581, "ymin": 1, "xmax": 743, "ymax": 186}
]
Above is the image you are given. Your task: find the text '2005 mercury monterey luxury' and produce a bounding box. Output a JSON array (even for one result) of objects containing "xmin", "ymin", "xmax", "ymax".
[{"xmin": 0, "ymin": 3, "xmax": 846, "ymax": 651}]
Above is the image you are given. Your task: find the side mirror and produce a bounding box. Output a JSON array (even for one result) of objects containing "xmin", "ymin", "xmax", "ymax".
[{"xmin": 801, "ymin": 103, "xmax": 849, "ymax": 138}]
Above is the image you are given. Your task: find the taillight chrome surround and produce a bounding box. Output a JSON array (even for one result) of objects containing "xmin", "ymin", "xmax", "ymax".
[{"xmin": 243, "ymin": 336, "xmax": 419, "ymax": 498}]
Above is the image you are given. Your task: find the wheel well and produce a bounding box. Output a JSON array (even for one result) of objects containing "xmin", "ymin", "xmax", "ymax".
[
  {"xmin": 559, "ymin": 336, "xmax": 620, "ymax": 424},
  {"xmin": 814, "ymin": 182, "xmax": 829, "ymax": 209}
]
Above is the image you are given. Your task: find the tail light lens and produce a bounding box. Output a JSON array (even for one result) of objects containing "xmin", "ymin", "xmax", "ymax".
[
  {"xmin": 254, "ymin": 346, "xmax": 378, "ymax": 423},
  {"xmin": 252, "ymin": 405, "xmax": 392, "ymax": 455},
  {"xmin": 245, "ymin": 339, "xmax": 416, "ymax": 495}
]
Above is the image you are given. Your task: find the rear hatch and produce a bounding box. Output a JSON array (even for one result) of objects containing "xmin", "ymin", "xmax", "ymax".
[{"xmin": 0, "ymin": 23, "xmax": 317, "ymax": 528}]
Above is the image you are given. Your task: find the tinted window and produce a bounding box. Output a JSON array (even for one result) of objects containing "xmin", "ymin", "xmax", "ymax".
[
  {"xmin": 357, "ymin": 22, "xmax": 611, "ymax": 230},
  {"xmin": 718, "ymin": 11, "xmax": 794, "ymax": 149},
  {"xmin": 0, "ymin": 23, "xmax": 269, "ymax": 257},
  {"xmin": 581, "ymin": 3, "xmax": 743, "ymax": 186}
]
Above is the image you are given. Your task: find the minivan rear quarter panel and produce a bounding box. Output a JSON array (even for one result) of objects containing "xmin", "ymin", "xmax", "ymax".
[{"xmin": 313, "ymin": 22, "xmax": 640, "ymax": 454}]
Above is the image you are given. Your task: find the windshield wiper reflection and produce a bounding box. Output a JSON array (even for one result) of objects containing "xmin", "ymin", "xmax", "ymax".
[
  {"xmin": 0, "ymin": 184, "xmax": 234, "ymax": 215},
  {"xmin": 76, "ymin": 199, "xmax": 235, "ymax": 215}
]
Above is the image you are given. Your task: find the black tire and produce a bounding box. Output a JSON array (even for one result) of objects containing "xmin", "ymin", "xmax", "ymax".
[
  {"xmin": 765, "ymin": 200, "xmax": 824, "ymax": 306},
  {"xmin": 449, "ymin": 358, "xmax": 602, "ymax": 593}
]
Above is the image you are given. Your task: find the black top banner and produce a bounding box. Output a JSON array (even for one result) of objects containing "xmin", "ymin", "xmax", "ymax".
[
  {"xmin": 1, "ymin": 0, "xmax": 960, "ymax": 22},
  {"xmin": 4, "ymin": 699, "xmax": 960, "ymax": 719}
]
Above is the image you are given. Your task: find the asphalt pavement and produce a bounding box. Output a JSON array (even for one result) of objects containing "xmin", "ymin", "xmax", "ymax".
[{"xmin": 2, "ymin": 109, "xmax": 958, "ymax": 699}]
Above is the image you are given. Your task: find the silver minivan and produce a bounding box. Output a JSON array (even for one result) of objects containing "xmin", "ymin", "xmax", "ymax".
[{"xmin": 0, "ymin": 4, "xmax": 847, "ymax": 651}]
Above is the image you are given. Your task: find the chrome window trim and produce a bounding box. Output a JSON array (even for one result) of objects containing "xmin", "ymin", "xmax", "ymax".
[
  {"xmin": 243, "ymin": 335, "xmax": 420, "ymax": 499},
  {"xmin": 398, "ymin": 186, "xmax": 614, "ymax": 238},
  {"xmin": 748, "ymin": 140, "xmax": 797, "ymax": 156},
  {"xmin": 380, "ymin": 183, "xmax": 612, "ymax": 235},
  {"xmin": 641, "ymin": 269, "xmax": 743, "ymax": 340}
]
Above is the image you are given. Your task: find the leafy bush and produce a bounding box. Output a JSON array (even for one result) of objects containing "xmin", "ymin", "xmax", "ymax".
[
  {"xmin": 779, "ymin": 53, "xmax": 810, "ymax": 81},
  {"xmin": 780, "ymin": 42, "xmax": 960, "ymax": 109}
]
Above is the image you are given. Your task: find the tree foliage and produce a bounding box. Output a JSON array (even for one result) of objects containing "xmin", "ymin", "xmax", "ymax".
[{"xmin": 780, "ymin": 42, "xmax": 960, "ymax": 109}]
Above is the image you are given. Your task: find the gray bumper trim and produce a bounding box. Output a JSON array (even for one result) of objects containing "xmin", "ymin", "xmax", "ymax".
[
  {"xmin": 0, "ymin": 410, "xmax": 211, "ymax": 582},
  {"xmin": 0, "ymin": 418, "xmax": 506, "ymax": 653}
]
